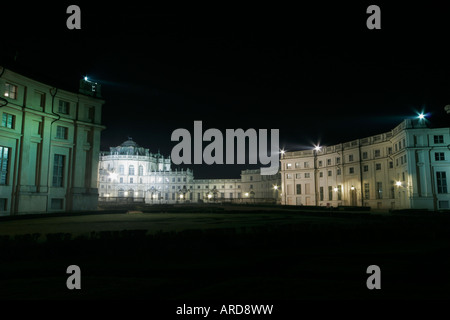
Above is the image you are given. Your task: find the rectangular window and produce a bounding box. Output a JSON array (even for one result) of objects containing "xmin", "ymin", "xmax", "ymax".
[
  {"xmin": 328, "ymin": 170, "xmax": 332, "ymax": 177},
  {"xmin": 0, "ymin": 146, "xmax": 10, "ymax": 185},
  {"xmin": 52, "ymin": 154, "xmax": 65, "ymax": 187},
  {"xmin": 319, "ymin": 187, "xmax": 324, "ymax": 201},
  {"xmin": 363, "ymin": 165, "xmax": 369, "ymax": 172},
  {"xmin": 389, "ymin": 161, "xmax": 393, "ymax": 169},
  {"xmin": 337, "ymin": 185, "xmax": 342, "ymax": 200},
  {"xmin": 296, "ymin": 184, "xmax": 302, "ymax": 195},
  {"xmin": 387, "ymin": 147, "xmax": 392, "ymax": 155},
  {"xmin": 286, "ymin": 163, "xmax": 292, "ymax": 169},
  {"xmin": 296, "ymin": 173, "xmax": 301, "ymax": 179},
  {"xmin": 0, "ymin": 198, "xmax": 7, "ymax": 211},
  {"xmin": 348, "ymin": 155, "xmax": 354, "ymax": 162},
  {"xmin": 56, "ymin": 126, "xmax": 68, "ymax": 139},
  {"xmin": 4, "ymin": 83, "xmax": 18, "ymax": 99},
  {"xmin": 286, "ymin": 174, "xmax": 292, "ymax": 179},
  {"xmin": 87, "ymin": 106, "xmax": 95, "ymax": 121},
  {"xmin": 328, "ymin": 186, "xmax": 333, "ymax": 201},
  {"xmin": 304, "ymin": 162, "xmax": 309, "ymax": 168},
  {"xmin": 434, "ymin": 135, "xmax": 444, "ymax": 144},
  {"xmin": 295, "ymin": 162, "xmax": 300, "ymax": 168},
  {"xmin": 229, "ymin": 193, "xmax": 233, "ymax": 199},
  {"xmin": 318, "ymin": 160, "xmax": 323, "ymax": 167},
  {"xmin": 51, "ymin": 198, "xmax": 64, "ymax": 210},
  {"xmin": 119, "ymin": 177, "xmax": 123, "ymax": 183},
  {"xmin": 374, "ymin": 150, "xmax": 381, "ymax": 157},
  {"xmin": 436, "ymin": 172, "xmax": 448, "ymax": 194},
  {"xmin": 439, "ymin": 201, "xmax": 449, "ymax": 209},
  {"xmin": 337, "ymin": 168, "xmax": 341, "ymax": 175},
  {"xmin": 238, "ymin": 192, "xmax": 242, "ymax": 199},
  {"xmin": 376, "ymin": 163, "xmax": 381, "ymax": 170},
  {"xmin": 435, "ymin": 152, "xmax": 445, "ymax": 161},
  {"xmin": 304, "ymin": 173, "xmax": 310, "ymax": 178},
  {"xmin": 376, "ymin": 182, "xmax": 383, "ymax": 199},
  {"xmin": 1, "ymin": 113, "xmax": 15, "ymax": 129},
  {"xmin": 362, "ymin": 152, "xmax": 368, "ymax": 159},
  {"xmin": 130, "ymin": 178, "xmax": 133, "ymax": 183},
  {"xmin": 58, "ymin": 100, "xmax": 70, "ymax": 114},
  {"xmin": 349, "ymin": 167, "xmax": 354, "ymax": 174},
  {"xmin": 327, "ymin": 159, "xmax": 331, "ymax": 166},
  {"xmin": 221, "ymin": 192, "xmax": 225, "ymax": 198},
  {"xmin": 319, "ymin": 172, "xmax": 323, "ymax": 178},
  {"xmin": 36, "ymin": 91, "xmax": 46, "ymax": 108},
  {"xmin": 336, "ymin": 157, "xmax": 341, "ymax": 164},
  {"xmin": 364, "ymin": 183, "xmax": 370, "ymax": 200}
]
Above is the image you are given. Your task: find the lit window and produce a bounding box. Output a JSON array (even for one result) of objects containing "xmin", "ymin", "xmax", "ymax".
[
  {"xmin": 1, "ymin": 113, "xmax": 15, "ymax": 129},
  {"xmin": 4, "ymin": 83, "xmax": 17, "ymax": 99}
]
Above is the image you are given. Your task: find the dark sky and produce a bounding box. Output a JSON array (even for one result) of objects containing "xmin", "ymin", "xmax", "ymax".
[{"xmin": 1, "ymin": 3, "xmax": 449, "ymax": 178}]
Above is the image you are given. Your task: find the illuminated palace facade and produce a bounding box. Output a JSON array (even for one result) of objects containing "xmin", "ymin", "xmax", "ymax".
[
  {"xmin": 0, "ymin": 67, "xmax": 105, "ymax": 215},
  {"xmin": 280, "ymin": 119, "xmax": 450, "ymax": 211},
  {"xmin": 98, "ymin": 138, "xmax": 281, "ymax": 204}
]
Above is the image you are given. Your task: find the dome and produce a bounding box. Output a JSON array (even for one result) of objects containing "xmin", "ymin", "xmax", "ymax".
[
  {"xmin": 110, "ymin": 137, "xmax": 147, "ymax": 156},
  {"xmin": 120, "ymin": 137, "xmax": 139, "ymax": 148}
]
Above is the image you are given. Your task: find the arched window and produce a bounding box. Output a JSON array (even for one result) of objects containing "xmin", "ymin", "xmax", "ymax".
[
  {"xmin": 138, "ymin": 165, "xmax": 143, "ymax": 176},
  {"xmin": 118, "ymin": 189, "xmax": 124, "ymax": 197},
  {"xmin": 119, "ymin": 165, "xmax": 124, "ymax": 175},
  {"xmin": 129, "ymin": 165, "xmax": 135, "ymax": 175},
  {"xmin": 128, "ymin": 189, "xmax": 134, "ymax": 197}
]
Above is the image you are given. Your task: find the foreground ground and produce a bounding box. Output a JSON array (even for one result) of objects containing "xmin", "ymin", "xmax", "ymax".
[{"xmin": 0, "ymin": 205, "xmax": 449, "ymax": 302}]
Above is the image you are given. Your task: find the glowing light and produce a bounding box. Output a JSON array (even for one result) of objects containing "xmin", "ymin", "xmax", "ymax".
[
  {"xmin": 418, "ymin": 113, "xmax": 425, "ymax": 120},
  {"xmin": 396, "ymin": 181, "xmax": 402, "ymax": 187},
  {"xmin": 350, "ymin": 186, "xmax": 355, "ymax": 190},
  {"xmin": 245, "ymin": 192, "xmax": 249, "ymax": 197},
  {"xmin": 84, "ymin": 76, "xmax": 88, "ymax": 81},
  {"xmin": 153, "ymin": 194, "xmax": 158, "ymax": 199},
  {"xmin": 109, "ymin": 172, "xmax": 118, "ymax": 180},
  {"xmin": 314, "ymin": 145, "xmax": 321, "ymax": 151},
  {"xmin": 124, "ymin": 191, "xmax": 128, "ymax": 196},
  {"xmin": 207, "ymin": 194, "xmax": 212, "ymax": 199},
  {"xmin": 179, "ymin": 194, "xmax": 184, "ymax": 199},
  {"xmin": 4, "ymin": 93, "xmax": 8, "ymax": 97},
  {"xmin": 273, "ymin": 185, "xmax": 278, "ymax": 190},
  {"xmin": 280, "ymin": 149, "xmax": 285, "ymax": 155},
  {"xmin": 333, "ymin": 187, "xmax": 338, "ymax": 192}
]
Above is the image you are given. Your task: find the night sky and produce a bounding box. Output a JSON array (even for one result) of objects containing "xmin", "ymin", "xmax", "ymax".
[{"xmin": 1, "ymin": 3, "xmax": 449, "ymax": 178}]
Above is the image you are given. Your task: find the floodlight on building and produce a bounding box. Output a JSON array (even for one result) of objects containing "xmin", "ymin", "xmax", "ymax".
[
  {"xmin": 179, "ymin": 194, "xmax": 184, "ymax": 199},
  {"xmin": 245, "ymin": 192, "xmax": 249, "ymax": 197},
  {"xmin": 207, "ymin": 194, "xmax": 212, "ymax": 199},
  {"xmin": 273, "ymin": 185, "xmax": 278, "ymax": 190},
  {"xmin": 109, "ymin": 172, "xmax": 118, "ymax": 180},
  {"xmin": 350, "ymin": 186, "xmax": 355, "ymax": 190},
  {"xmin": 396, "ymin": 181, "xmax": 402, "ymax": 187},
  {"xmin": 333, "ymin": 187, "xmax": 338, "ymax": 192},
  {"xmin": 124, "ymin": 191, "xmax": 128, "ymax": 196}
]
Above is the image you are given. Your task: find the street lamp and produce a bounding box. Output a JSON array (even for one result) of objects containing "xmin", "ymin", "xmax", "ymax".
[{"xmin": 395, "ymin": 181, "xmax": 402, "ymax": 187}]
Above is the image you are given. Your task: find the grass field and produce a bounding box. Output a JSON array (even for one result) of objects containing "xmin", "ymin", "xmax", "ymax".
[{"xmin": 0, "ymin": 205, "xmax": 449, "ymax": 300}]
